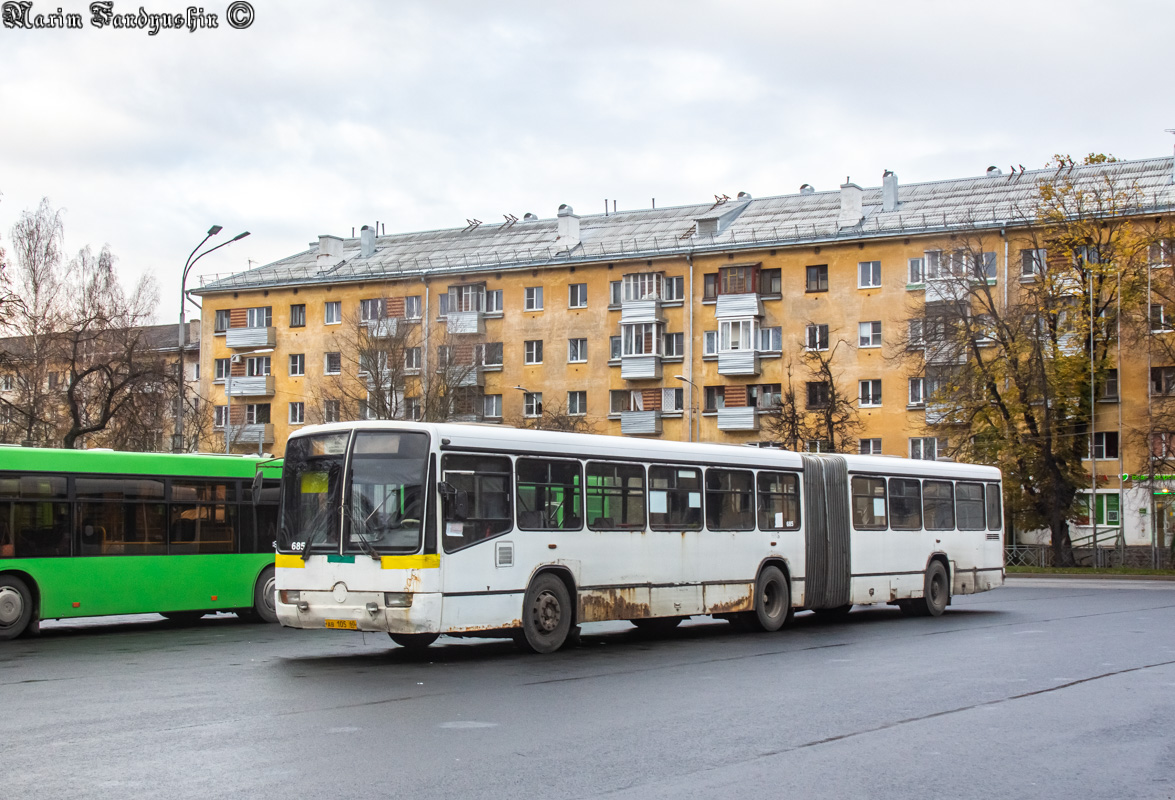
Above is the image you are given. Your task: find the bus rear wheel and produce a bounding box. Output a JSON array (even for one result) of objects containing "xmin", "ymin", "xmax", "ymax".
[
  {"xmin": 517, "ymin": 573, "xmax": 573, "ymax": 654},
  {"xmin": 903, "ymin": 561, "xmax": 950, "ymax": 617},
  {"xmin": 0, "ymin": 576, "xmax": 33, "ymax": 640},
  {"xmin": 242, "ymin": 566, "xmax": 278, "ymax": 624},
  {"xmin": 750, "ymin": 566, "xmax": 792, "ymax": 632},
  {"xmin": 389, "ymin": 632, "xmax": 439, "ymax": 651}
]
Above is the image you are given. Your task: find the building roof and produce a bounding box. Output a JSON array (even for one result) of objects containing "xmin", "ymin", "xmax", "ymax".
[{"xmin": 193, "ymin": 156, "xmax": 1175, "ymax": 294}]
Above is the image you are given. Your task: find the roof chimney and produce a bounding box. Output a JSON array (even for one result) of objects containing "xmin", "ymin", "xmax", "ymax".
[
  {"xmin": 882, "ymin": 170, "xmax": 899, "ymax": 212},
  {"xmin": 986, "ymin": 165, "xmax": 1003, "ymax": 176},
  {"xmin": 557, "ymin": 204, "xmax": 580, "ymax": 247},
  {"xmin": 837, "ymin": 181, "xmax": 863, "ymax": 229},
  {"xmin": 317, "ymin": 234, "xmax": 344, "ymax": 269},
  {"xmin": 360, "ymin": 225, "xmax": 376, "ymax": 258},
  {"xmin": 523, "ymin": 212, "xmax": 538, "ymax": 221},
  {"xmin": 800, "ymin": 184, "xmax": 815, "ymax": 195}
]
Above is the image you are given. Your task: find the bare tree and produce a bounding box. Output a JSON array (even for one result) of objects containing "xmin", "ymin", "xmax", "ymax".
[
  {"xmin": 507, "ymin": 399, "xmax": 599, "ymax": 433},
  {"xmin": 759, "ymin": 331, "xmax": 861, "ymax": 453}
]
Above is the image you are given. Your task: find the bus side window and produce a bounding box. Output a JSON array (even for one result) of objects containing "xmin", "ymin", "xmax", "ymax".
[
  {"xmin": 648, "ymin": 465, "xmax": 702, "ymax": 531},
  {"xmin": 441, "ymin": 454, "xmax": 512, "ymax": 551},
  {"xmin": 516, "ymin": 458, "xmax": 583, "ymax": 531},
  {"xmin": 757, "ymin": 472, "xmax": 799, "ymax": 531},
  {"xmin": 851, "ymin": 476, "xmax": 887, "ymax": 530},
  {"xmin": 888, "ymin": 478, "xmax": 922, "ymax": 530},
  {"xmin": 585, "ymin": 462, "xmax": 645, "ymax": 530},
  {"xmin": 705, "ymin": 469, "xmax": 755, "ymax": 531},
  {"xmin": 956, "ymin": 482, "xmax": 986, "ymax": 530},
  {"xmin": 986, "ymin": 484, "xmax": 1002, "ymax": 532},
  {"xmin": 923, "ymin": 480, "xmax": 955, "ymax": 530}
]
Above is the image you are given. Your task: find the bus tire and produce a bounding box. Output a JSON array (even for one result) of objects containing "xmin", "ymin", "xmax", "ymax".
[
  {"xmin": 518, "ymin": 573, "xmax": 573, "ymax": 654},
  {"xmin": 922, "ymin": 560, "xmax": 950, "ymax": 617},
  {"xmin": 389, "ymin": 632, "xmax": 439, "ymax": 651},
  {"xmin": 631, "ymin": 616, "xmax": 684, "ymax": 633},
  {"xmin": 0, "ymin": 575, "xmax": 33, "ymax": 641},
  {"xmin": 750, "ymin": 566, "xmax": 791, "ymax": 632},
  {"xmin": 251, "ymin": 566, "xmax": 278, "ymax": 624}
]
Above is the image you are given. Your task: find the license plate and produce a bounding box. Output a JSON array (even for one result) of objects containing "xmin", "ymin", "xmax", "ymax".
[{"xmin": 324, "ymin": 619, "xmax": 357, "ymax": 630}]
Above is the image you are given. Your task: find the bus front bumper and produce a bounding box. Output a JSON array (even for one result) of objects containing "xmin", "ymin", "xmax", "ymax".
[{"xmin": 276, "ymin": 590, "xmax": 442, "ymax": 634}]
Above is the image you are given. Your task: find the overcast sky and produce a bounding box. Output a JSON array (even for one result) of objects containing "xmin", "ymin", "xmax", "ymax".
[{"xmin": 1, "ymin": 0, "xmax": 1171, "ymax": 322}]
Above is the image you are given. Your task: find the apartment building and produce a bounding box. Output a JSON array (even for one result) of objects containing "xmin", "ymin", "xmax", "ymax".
[{"xmin": 193, "ymin": 156, "xmax": 1175, "ymax": 561}]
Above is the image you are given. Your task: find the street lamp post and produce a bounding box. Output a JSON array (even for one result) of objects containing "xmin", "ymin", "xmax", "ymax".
[
  {"xmin": 175, "ymin": 226, "xmax": 251, "ymax": 452},
  {"xmin": 675, "ymin": 375, "xmax": 699, "ymax": 443}
]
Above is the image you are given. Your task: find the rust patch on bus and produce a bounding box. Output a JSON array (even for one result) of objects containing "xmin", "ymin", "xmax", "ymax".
[
  {"xmin": 405, "ymin": 571, "xmax": 422, "ymax": 593},
  {"xmin": 579, "ymin": 589, "xmax": 651, "ymax": 622},
  {"xmin": 447, "ymin": 619, "xmax": 522, "ymax": 633},
  {"xmin": 705, "ymin": 595, "xmax": 753, "ymax": 614}
]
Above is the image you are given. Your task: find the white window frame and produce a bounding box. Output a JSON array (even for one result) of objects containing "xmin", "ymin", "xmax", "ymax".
[
  {"xmin": 703, "ymin": 330, "xmax": 718, "ymax": 356},
  {"xmin": 245, "ymin": 356, "xmax": 270, "ymax": 377},
  {"xmin": 662, "ymin": 387, "xmax": 684, "ymax": 412},
  {"xmin": 404, "ymin": 296, "xmax": 422, "ymax": 319},
  {"xmin": 859, "ymin": 438, "xmax": 882, "ymax": 455},
  {"xmin": 484, "ymin": 290, "xmax": 503, "ymax": 314},
  {"xmin": 289, "ymin": 402, "xmax": 305, "ymax": 425},
  {"xmin": 214, "ymin": 405, "xmax": 228, "ymax": 428},
  {"xmin": 908, "ymin": 257, "xmax": 924, "ymax": 285},
  {"xmin": 524, "ymin": 340, "xmax": 543, "ymax": 365},
  {"xmin": 908, "ymin": 377, "xmax": 925, "ymax": 406},
  {"xmin": 1089, "ymin": 431, "xmax": 1120, "ymax": 461},
  {"xmin": 324, "ymin": 301, "xmax": 342, "ymax": 325},
  {"xmin": 404, "ymin": 347, "xmax": 421, "ymax": 371},
  {"xmin": 609, "ymin": 281, "xmax": 622, "ymax": 306},
  {"xmin": 1021, "ymin": 248, "xmax": 1047, "ymax": 278},
  {"xmin": 214, "ymin": 358, "xmax": 230, "ymax": 382},
  {"xmin": 759, "ymin": 326, "xmax": 782, "ymax": 352},
  {"xmin": 246, "ymin": 306, "xmax": 271, "ymax": 328},
  {"xmin": 483, "ymin": 394, "xmax": 502, "ymax": 419},
  {"xmin": 719, "ymin": 318, "xmax": 757, "ymax": 352},
  {"xmin": 523, "ymin": 392, "xmax": 543, "ymax": 418},
  {"xmin": 859, "ymin": 379, "xmax": 882, "ymax": 407},
  {"xmin": 858, "ymin": 260, "xmax": 881, "ymax": 288},
  {"xmin": 909, "ymin": 437, "xmax": 937, "ymax": 460},
  {"xmin": 359, "ymin": 298, "xmax": 385, "ymax": 322},
  {"xmin": 858, "ymin": 321, "xmax": 882, "ymax": 348},
  {"xmin": 623, "ymin": 272, "xmax": 663, "ymax": 302},
  {"xmin": 623, "ymin": 322, "xmax": 664, "ymax": 356},
  {"xmin": 524, "ymin": 286, "xmax": 544, "ymax": 311},
  {"xmin": 664, "ymin": 332, "xmax": 685, "ymax": 358},
  {"xmin": 569, "ymin": 283, "xmax": 587, "ymax": 308},
  {"xmin": 567, "ymin": 390, "xmax": 587, "ymax": 416},
  {"xmin": 805, "ymin": 323, "xmax": 829, "ymax": 351},
  {"xmin": 324, "ymin": 352, "xmax": 342, "ymax": 375},
  {"xmin": 289, "ymin": 354, "xmax": 305, "ymax": 377},
  {"xmin": 610, "ymin": 336, "xmax": 622, "ymax": 361},
  {"xmin": 568, "ymin": 338, "xmax": 587, "ymax": 363}
]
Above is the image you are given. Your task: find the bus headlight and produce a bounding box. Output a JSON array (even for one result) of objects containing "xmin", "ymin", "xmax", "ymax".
[
  {"xmin": 384, "ymin": 592, "xmax": 412, "ymax": 608},
  {"xmin": 279, "ymin": 590, "xmax": 300, "ymax": 604}
]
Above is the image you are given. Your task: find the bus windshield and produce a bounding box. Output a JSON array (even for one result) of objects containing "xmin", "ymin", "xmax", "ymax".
[
  {"xmin": 279, "ymin": 432, "xmax": 349, "ymax": 554},
  {"xmin": 344, "ymin": 431, "xmax": 430, "ymax": 555}
]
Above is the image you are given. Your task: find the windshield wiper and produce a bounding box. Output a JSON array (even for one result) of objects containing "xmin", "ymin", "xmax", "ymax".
[{"xmin": 344, "ymin": 509, "xmax": 382, "ymax": 561}]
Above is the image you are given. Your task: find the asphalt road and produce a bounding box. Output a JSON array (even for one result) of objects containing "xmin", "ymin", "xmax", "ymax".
[{"xmin": 2, "ymin": 578, "xmax": 1173, "ymax": 800}]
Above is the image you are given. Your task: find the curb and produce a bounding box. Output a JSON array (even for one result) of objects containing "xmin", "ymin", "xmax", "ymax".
[{"xmin": 1005, "ymin": 572, "xmax": 1175, "ymax": 582}]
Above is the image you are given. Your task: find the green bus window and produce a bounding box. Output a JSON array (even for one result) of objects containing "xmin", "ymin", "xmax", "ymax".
[
  {"xmin": 851, "ymin": 476, "xmax": 888, "ymax": 530},
  {"xmin": 705, "ymin": 469, "xmax": 755, "ymax": 531},
  {"xmin": 171, "ymin": 481, "xmax": 236, "ymax": 503},
  {"xmin": 889, "ymin": 478, "xmax": 922, "ymax": 530},
  {"xmin": 956, "ymin": 482, "xmax": 986, "ymax": 530},
  {"xmin": 585, "ymin": 462, "xmax": 646, "ymax": 530},
  {"xmin": 986, "ymin": 484, "xmax": 1002, "ymax": 532},
  {"xmin": 75, "ymin": 478, "xmax": 164, "ymax": 500},
  {"xmin": 757, "ymin": 472, "xmax": 800, "ymax": 531},
  {"xmin": 6, "ymin": 500, "xmax": 71, "ymax": 557},
  {"xmin": 81, "ymin": 501, "xmax": 168, "ymax": 556},
  {"xmin": 169, "ymin": 503, "xmax": 236, "ymax": 555},
  {"xmin": 441, "ymin": 454, "xmax": 513, "ymax": 551},
  {"xmin": 516, "ymin": 458, "xmax": 583, "ymax": 531},
  {"xmin": 923, "ymin": 480, "xmax": 955, "ymax": 531},
  {"xmin": 648, "ymin": 465, "xmax": 702, "ymax": 531}
]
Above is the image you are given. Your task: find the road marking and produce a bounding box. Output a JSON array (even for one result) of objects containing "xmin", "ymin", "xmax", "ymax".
[{"xmin": 439, "ymin": 721, "xmax": 498, "ymax": 729}]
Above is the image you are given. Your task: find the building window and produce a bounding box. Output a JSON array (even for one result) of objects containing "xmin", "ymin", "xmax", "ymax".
[
  {"xmin": 214, "ymin": 309, "xmax": 231, "ymax": 332},
  {"xmin": 909, "ymin": 377, "xmax": 925, "ymax": 406},
  {"xmin": 1152, "ymin": 366, "xmax": 1175, "ymax": 395},
  {"xmin": 325, "ymin": 301, "xmax": 342, "ymax": 325},
  {"xmin": 524, "ymin": 392, "xmax": 543, "ymax": 417},
  {"xmin": 807, "ymin": 381, "xmax": 830, "ymax": 409},
  {"xmin": 623, "ymin": 272, "xmax": 663, "ymax": 302},
  {"xmin": 805, "ymin": 440, "xmax": 831, "ymax": 453},
  {"xmin": 623, "ymin": 323, "xmax": 663, "ymax": 356},
  {"xmin": 479, "ymin": 342, "xmax": 503, "ymax": 367},
  {"xmin": 447, "ymin": 284, "xmax": 484, "ymax": 314},
  {"xmin": 525, "ymin": 286, "xmax": 544, "ymax": 311},
  {"xmin": 325, "ymin": 352, "xmax": 342, "ymax": 375},
  {"xmin": 214, "ymin": 358, "xmax": 230, "ymax": 382},
  {"xmin": 1090, "ymin": 431, "xmax": 1119, "ymax": 460},
  {"xmin": 360, "ymin": 298, "xmax": 385, "ymax": 321},
  {"xmin": 245, "ymin": 356, "xmax": 270, "ymax": 377},
  {"xmin": 323, "ymin": 399, "xmax": 340, "ymax": 423},
  {"xmin": 719, "ymin": 265, "xmax": 755, "ymax": 294},
  {"xmin": 859, "ymin": 438, "xmax": 882, "ymax": 455},
  {"xmin": 289, "ymin": 402, "xmax": 304, "ymax": 425},
  {"xmin": 405, "ymin": 347, "xmax": 421, "ymax": 371},
  {"xmin": 289, "ymin": 354, "xmax": 305, "ymax": 377},
  {"xmin": 662, "ymin": 387, "xmax": 684, "ymax": 412},
  {"xmin": 569, "ymin": 283, "xmax": 587, "ymax": 308},
  {"xmin": 246, "ymin": 307, "xmax": 272, "ymax": 328},
  {"xmin": 568, "ymin": 338, "xmax": 587, "ymax": 363},
  {"xmin": 1020, "ymin": 248, "xmax": 1047, "ymax": 277},
  {"xmin": 806, "ymin": 265, "xmax": 828, "ymax": 292},
  {"xmin": 1151, "ymin": 304, "xmax": 1172, "ymax": 332},
  {"xmin": 759, "ymin": 326, "xmax": 782, "ymax": 352},
  {"xmin": 664, "ymin": 332, "xmax": 685, "ymax": 357},
  {"xmin": 609, "ymin": 281, "xmax": 622, "ymax": 306},
  {"xmin": 663, "ymin": 276, "xmax": 685, "ymax": 301},
  {"xmin": 703, "ymin": 331, "xmax": 718, "ymax": 356},
  {"xmin": 1101, "ymin": 369, "xmax": 1119, "ymax": 401},
  {"xmin": 484, "ymin": 289, "xmax": 502, "ymax": 313},
  {"xmin": 719, "ymin": 319, "xmax": 756, "ymax": 352},
  {"xmin": 703, "ymin": 385, "xmax": 724, "ymax": 412},
  {"xmin": 910, "ymin": 437, "xmax": 942, "ymax": 460},
  {"xmin": 290, "ymin": 304, "xmax": 306, "ymax": 327},
  {"xmin": 524, "ymin": 340, "xmax": 543, "ymax": 365},
  {"xmin": 759, "ymin": 268, "xmax": 781, "ymax": 295},
  {"xmin": 214, "ymin": 405, "xmax": 228, "ymax": 428},
  {"xmin": 568, "ymin": 391, "xmax": 587, "ymax": 416},
  {"xmin": 805, "ymin": 324, "xmax": 829, "ymax": 351},
  {"xmin": 244, "ymin": 403, "xmax": 271, "ymax": 425},
  {"xmin": 609, "ymin": 336, "xmax": 621, "ymax": 360},
  {"xmin": 611, "ymin": 389, "xmax": 640, "ymax": 413},
  {"xmin": 908, "ymin": 258, "xmax": 924, "ymax": 284},
  {"xmin": 403, "ymin": 295, "xmax": 422, "ymax": 319},
  {"xmin": 403, "ymin": 397, "xmax": 421, "ymax": 421},
  {"xmin": 702, "ymin": 273, "xmax": 718, "ymax": 301},
  {"xmin": 859, "ymin": 379, "xmax": 882, "ymax": 407},
  {"xmin": 858, "ymin": 321, "xmax": 882, "ymax": 348},
  {"xmin": 750, "ymin": 383, "xmax": 782, "ymax": 410},
  {"xmin": 858, "ymin": 261, "xmax": 881, "ymax": 288},
  {"xmin": 483, "ymin": 394, "xmax": 502, "ymax": 419},
  {"xmin": 1, "ymin": 374, "xmax": 12, "ymax": 392}
]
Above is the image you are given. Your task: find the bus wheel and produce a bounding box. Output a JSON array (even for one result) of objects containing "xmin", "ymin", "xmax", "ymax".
[
  {"xmin": 518, "ymin": 574, "xmax": 572, "ymax": 654},
  {"xmin": 751, "ymin": 566, "xmax": 792, "ymax": 632},
  {"xmin": 0, "ymin": 576, "xmax": 33, "ymax": 641},
  {"xmin": 631, "ymin": 616, "xmax": 684, "ymax": 633},
  {"xmin": 389, "ymin": 632, "xmax": 439, "ymax": 651},
  {"xmin": 251, "ymin": 566, "xmax": 278, "ymax": 624},
  {"xmin": 923, "ymin": 561, "xmax": 950, "ymax": 617}
]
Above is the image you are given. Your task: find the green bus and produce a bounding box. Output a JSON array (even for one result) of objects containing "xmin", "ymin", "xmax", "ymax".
[{"xmin": 0, "ymin": 446, "xmax": 280, "ymax": 639}]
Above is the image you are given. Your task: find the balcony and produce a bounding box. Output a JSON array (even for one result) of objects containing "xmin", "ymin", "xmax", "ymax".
[
  {"xmin": 925, "ymin": 279, "xmax": 968, "ymax": 304},
  {"xmin": 717, "ymin": 351, "xmax": 760, "ymax": 376},
  {"xmin": 225, "ymin": 326, "xmax": 276, "ymax": 348},
  {"xmin": 620, "ymin": 298, "xmax": 663, "ymax": 324},
  {"xmin": 621, "ymin": 355, "xmax": 662, "ymax": 380},
  {"xmin": 447, "ymin": 366, "xmax": 485, "ymax": 388},
  {"xmin": 227, "ymin": 423, "xmax": 274, "ymax": 446},
  {"xmin": 716, "ymin": 407, "xmax": 759, "ymax": 431},
  {"xmin": 620, "ymin": 410, "xmax": 662, "ymax": 435},
  {"xmin": 365, "ymin": 317, "xmax": 398, "ymax": 338},
  {"xmin": 446, "ymin": 311, "xmax": 484, "ymax": 335},
  {"xmin": 226, "ymin": 376, "xmax": 274, "ymax": 397},
  {"xmin": 714, "ymin": 293, "xmax": 763, "ymax": 319}
]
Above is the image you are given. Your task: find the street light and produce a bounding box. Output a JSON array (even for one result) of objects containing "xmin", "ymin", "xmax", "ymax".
[
  {"xmin": 675, "ymin": 375, "xmax": 699, "ymax": 443},
  {"xmin": 175, "ymin": 226, "xmax": 250, "ymax": 452},
  {"xmin": 225, "ymin": 347, "xmax": 273, "ymax": 454}
]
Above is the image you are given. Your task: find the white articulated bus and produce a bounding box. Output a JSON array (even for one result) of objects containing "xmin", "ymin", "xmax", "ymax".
[{"xmin": 274, "ymin": 422, "xmax": 1004, "ymax": 653}]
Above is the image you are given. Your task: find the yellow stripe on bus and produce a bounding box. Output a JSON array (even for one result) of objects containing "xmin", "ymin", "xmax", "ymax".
[
  {"xmin": 275, "ymin": 554, "xmax": 306, "ymax": 569},
  {"xmin": 381, "ymin": 554, "xmax": 440, "ymax": 570}
]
